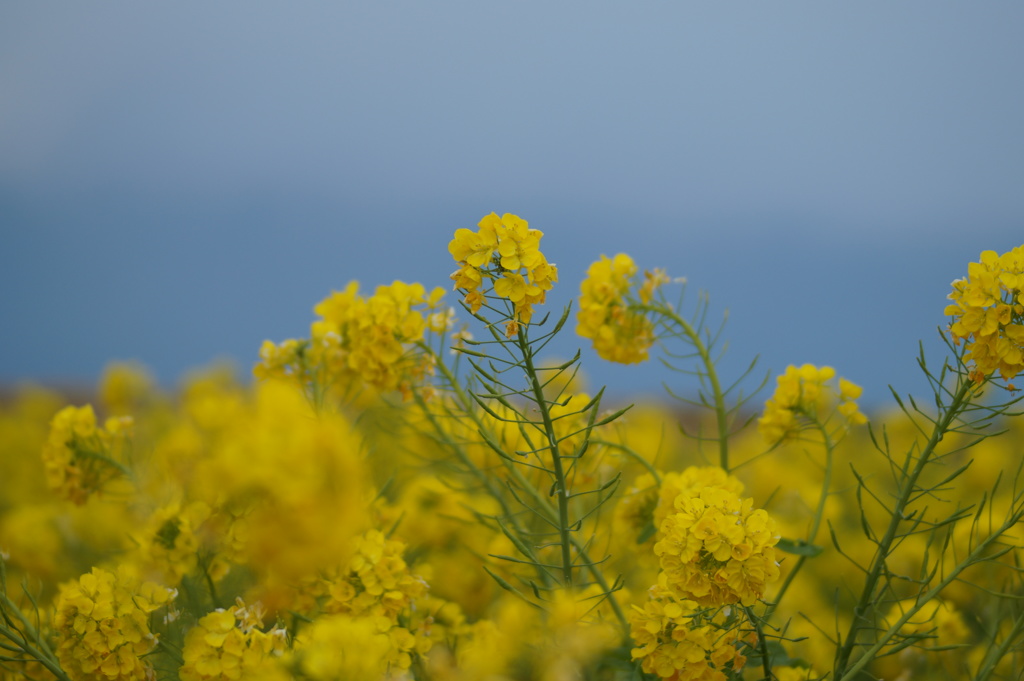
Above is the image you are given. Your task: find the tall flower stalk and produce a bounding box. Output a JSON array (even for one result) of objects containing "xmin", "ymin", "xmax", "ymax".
[{"xmin": 444, "ymin": 213, "xmax": 628, "ymax": 622}]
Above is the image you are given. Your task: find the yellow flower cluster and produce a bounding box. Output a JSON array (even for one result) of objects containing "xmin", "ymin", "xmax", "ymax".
[
  {"xmin": 98, "ymin": 362, "xmax": 156, "ymax": 417},
  {"xmin": 946, "ymin": 245, "xmax": 1024, "ymax": 383},
  {"xmin": 653, "ymin": 468, "xmax": 745, "ymax": 540},
  {"xmin": 133, "ymin": 500, "xmax": 216, "ymax": 586},
  {"xmin": 41, "ymin": 405, "xmax": 132, "ymax": 505},
  {"xmin": 179, "ymin": 600, "xmax": 287, "ymax": 681},
  {"xmin": 391, "ymin": 477, "xmax": 500, "ymax": 616},
  {"xmin": 758, "ymin": 364, "xmax": 867, "ymax": 444},
  {"xmin": 615, "ymin": 467, "xmax": 746, "ymax": 547},
  {"xmin": 312, "ymin": 530, "xmax": 431, "ymax": 673},
  {"xmin": 425, "ymin": 587, "xmax": 617, "ymax": 681},
  {"xmin": 655, "ymin": 486, "xmax": 780, "ymax": 607},
  {"xmin": 577, "ymin": 253, "xmax": 664, "ymax": 364},
  {"xmin": 256, "ymin": 280, "xmax": 447, "ymax": 396},
  {"xmin": 188, "ymin": 380, "xmax": 367, "ymax": 585},
  {"xmin": 449, "ymin": 212, "xmax": 557, "ymax": 337},
  {"xmin": 537, "ymin": 589, "xmax": 620, "ymax": 681},
  {"xmin": 629, "ymin": 474, "xmax": 779, "ymax": 678},
  {"xmin": 629, "ymin": 584, "xmax": 750, "ymax": 681},
  {"xmin": 54, "ymin": 567, "xmax": 176, "ymax": 681},
  {"xmin": 292, "ymin": 614, "xmax": 393, "ymax": 681}
]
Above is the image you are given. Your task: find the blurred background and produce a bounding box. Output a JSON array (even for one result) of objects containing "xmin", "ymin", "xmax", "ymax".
[{"xmin": 2, "ymin": 2, "xmax": 1022, "ymax": 408}]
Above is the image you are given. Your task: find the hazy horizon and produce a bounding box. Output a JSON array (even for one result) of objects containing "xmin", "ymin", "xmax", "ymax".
[{"xmin": 3, "ymin": 3, "xmax": 1022, "ymax": 408}]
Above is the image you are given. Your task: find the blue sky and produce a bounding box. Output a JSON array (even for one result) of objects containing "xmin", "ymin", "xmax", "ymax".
[{"xmin": 2, "ymin": 3, "xmax": 1022, "ymax": 407}]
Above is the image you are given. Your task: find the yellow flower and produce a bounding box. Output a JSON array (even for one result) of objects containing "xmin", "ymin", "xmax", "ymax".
[
  {"xmin": 629, "ymin": 584, "xmax": 749, "ymax": 680},
  {"xmin": 99, "ymin": 361, "xmax": 156, "ymax": 416},
  {"xmin": 318, "ymin": 530, "xmax": 427, "ymax": 624},
  {"xmin": 493, "ymin": 272, "xmax": 540, "ymax": 303},
  {"xmin": 449, "ymin": 212, "xmax": 556, "ymax": 330},
  {"xmin": 758, "ymin": 364, "xmax": 867, "ymax": 444},
  {"xmin": 54, "ymin": 567, "xmax": 176, "ymax": 681},
  {"xmin": 448, "ymin": 225, "xmax": 498, "ymax": 268},
  {"xmin": 189, "ymin": 380, "xmax": 368, "ymax": 585},
  {"xmin": 615, "ymin": 467, "xmax": 746, "ymax": 550},
  {"xmin": 577, "ymin": 253, "xmax": 661, "ymax": 364},
  {"xmin": 256, "ymin": 280, "xmax": 442, "ymax": 397},
  {"xmin": 450, "ymin": 263, "xmax": 483, "ymax": 291},
  {"xmin": 179, "ymin": 600, "xmax": 287, "ymax": 681},
  {"xmin": 463, "ymin": 289, "xmax": 486, "ymax": 314},
  {"xmin": 529, "ymin": 252, "xmax": 559, "ymax": 292},
  {"xmin": 655, "ymin": 486, "xmax": 780, "ymax": 607},
  {"xmin": 947, "ymin": 245, "xmax": 1024, "ymax": 381},
  {"xmin": 41, "ymin": 405, "xmax": 132, "ymax": 505},
  {"xmin": 293, "ymin": 615, "xmax": 392, "ymax": 681},
  {"xmin": 134, "ymin": 500, "xmax": 215, "ymax": 586},
  {"xmin": 495, "ymin": 215, "xmax": 543, "ymax": 271}
]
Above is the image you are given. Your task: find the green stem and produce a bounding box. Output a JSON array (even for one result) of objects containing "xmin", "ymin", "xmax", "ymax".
[
  {"xmin": 156, "ymin": 638, "xmax": 185, "ymax": 666},
  {"xmin": 837, "ymin": 494, "xmax": 1024, "ymax": 681},
  {"xmin": 413, "ymin": 360, "xmax": 555, "ymax": 591},
  {"xmin": 423, "ymin": 342, "xmax": 630, "ymax": 634},
  {"xmin": 833, "ymin": 378, "xmax": 974, "ymax": 678},
  {"xmin": 764, "ymin": 422, "xmax": 833, "ymax": 622},
  {"xmin": 0, "ymin": 630, "xmax": 72, "ymax": 681},
  {"xmin": 744, "ymin": 605, "xmax": 773, "ymax": 681},
  {"xmin": 518, "ymin": 327, "xmax": 574, "ymax": 587},
  {"xmin": 642, "ymin": 304, "xmax": 731, "ymax": 472},
  {"xmin": 200, "ymin": 554, "xmax": 222, "ymax": 609},
  {"xmin": 0, "ymin": 593, "xmax": 72, "ymax": 681},
  {"xmin": 974, "ymin": 609, "xmax": 1024, "ymax": 681},
  {"xmin": 426, "ymin": 347, "xmax": 550, "ymax": 527}
]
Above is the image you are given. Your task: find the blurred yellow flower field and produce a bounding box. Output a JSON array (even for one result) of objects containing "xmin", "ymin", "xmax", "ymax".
[{"xmin": 1, "ymin": 215, "xmax": 1023, "ymax": 681}]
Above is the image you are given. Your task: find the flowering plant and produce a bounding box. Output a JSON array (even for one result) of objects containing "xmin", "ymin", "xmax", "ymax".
[{"xmin": 0, "ymin": 218, "xmax": 1022, "ymax": 681}]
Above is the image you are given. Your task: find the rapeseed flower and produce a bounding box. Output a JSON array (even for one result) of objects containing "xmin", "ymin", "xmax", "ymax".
[
  {"xmin": 98, "ymin": 361, "xmax": 156, "ymax": 417},
  {"xmin": 54, "ymin": 567, "xmax": 176, "ymax": 681},
  {"xmin": 179, "ymin": 600, "xmax": 287, "ymax": 681},
  {"xmin": 12, "ymin": 215, "xmax": 1024, "ymax": 681},
  {"xmin": 41, "ymin": 405, "xmax": 132, "ymax": 505},
  {"xmin": 946, "ymin": 245, "xmax": 1024, "ymax": 383},
  {"xmin": 256, "ymin": 280, "xmax": 446, "ymax": 398},
  {"xmin": 653, "ymin": 467, "xmax": 745, "ymax": 540},
  {"xmin": 758, "ymin": 364, "xmax": 867, "ymax": 444},
  {"xmin": 577, "ymin": 253, "xmax": 660, "ymax": 364},
  {"xmin": 534, "ymin": 587, "xmax": 620, "ymax": 681},
  {"xmin": 132, "ymin": 500, "xmax": 218, "ymax": 586},
  {"xmin": 294, "ymin": 529, "xmax": 433, "ymax": 674},
  {"xmin": 614, "ymin": 467, "xmax": 745, "ymax": 550},
  {"xmin": 291, "ymin": 614, "xmax": 392, "ymax": 681},
  {"xmin": 655, "ymin": 486, "xmax": 780, "ymax": 607},
  {"xmin": 318, "ymin": 530, "xmax": 428, "ymax": 624},
  {"xmin": 448, "ymin": 212, "xmax": 556, "ymax": 337},
  {"xmin": 188, "ymin": 380, "xmax": 368, "ymax": 586},
  {"xmin": 629, "ymin": 583, "xmax": 749, "ymax": 680}
]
